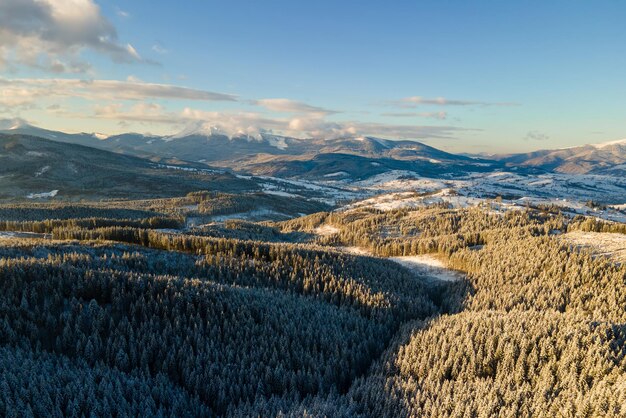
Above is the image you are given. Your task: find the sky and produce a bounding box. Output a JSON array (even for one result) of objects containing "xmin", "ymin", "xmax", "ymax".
[{"xmin": 0, "ymin": 0, "xmax": 625, "ymax": 153}]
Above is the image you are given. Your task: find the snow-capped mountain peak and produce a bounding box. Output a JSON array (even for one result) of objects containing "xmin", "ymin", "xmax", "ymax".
[
  {"xmin": 0, "ymin": 118, "xmax": 31, "ymax": 131},
  {"xmin": 591, "ymin": 138, "xmax": 626, "ymax": 149},
  {"xmin": 166, "ymin": 121, "xmax": 220, "ymax": 141}
]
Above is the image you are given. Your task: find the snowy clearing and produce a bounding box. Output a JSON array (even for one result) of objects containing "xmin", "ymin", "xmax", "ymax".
[
  {"xmin": 337, "ymin": 246, "xmax": 372, "ymax": 256},
  {"xmin": 210, "ymin": 209, "xmax": 291, "ymax": 222},
  {"xmin": 35, "ymin": 166, "xmax": 50, "ymax": 177},
  {"xmin": 27, "ymin": 190, "xmax": 58, "ymax": 199},
  {"xmin": 314, "ymin": 225, "xmax": 340, "ymax": 236},
  {"xmin": 323, "ymin": 172, "xmax": 349, "ymax": 178},
  {"xmin": 389, "ymin": 255, "xmax": 463, "ymax": 282},
  {"xmin": 0, "ymin": 232, "xmax": 49, "ymax": 239},
  {"xmin": 337, "ymin": 246, "xmax": 464, "ymax": 282},
  {"xmin": 561, "ymin": 231, "xmax": 626, "ymax": 263}
]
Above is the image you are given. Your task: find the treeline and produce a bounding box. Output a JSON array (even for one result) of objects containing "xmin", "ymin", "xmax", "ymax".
[
  {"xmin": 49, "ymin": 227, "xmax": 436, "ymax": 321},
  {"xmin": 0, "ymin": 204, "xmax": 160, "ymax": 221},
  {"xmin": 0, "ymin": 225, "xmax": 439, "ymax": 416},
  {"xmin": 0, "ymin": 216, "xmax": 183, "ymax": 234},
  {"xmin": 256, "ymin": 205, "xmax": 626, "ymax": 417},
  {"xmin": 0, "ymin": 346, "xmax": 209, "ymax": 417},
  {"xmin": 568, "ymin": 216, "xmax": 626, "ymax": 234},
  {"xmin": 345, "ymin": 310, "xmax": 626, "ymax": 418},
  {"xmin": 445, "ymin": 231, "xmax": 626, "ymax": 321},
  {"xmin": 189, "ymin": 220, "xmax": 312, "ymax": 243},
  {"xmin": 194, "ymin": 192, "xmax": 330, "ymax": 218},
  {"xmin": 3, "ymin": 202, "xmax": 625, "ymax": 417},
  {"xmin": 279, "ymin": 206, "xmax": 567, "ymax": 257}
]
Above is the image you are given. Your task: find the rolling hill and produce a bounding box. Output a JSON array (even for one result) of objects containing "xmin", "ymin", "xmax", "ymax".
[
  {"xmin": 0, "ymin": 120, "xmax": 499, "ymax": 177},
  {"xmin": 497, "ymin": 139, "xmax": 626, "ymax": 175},
  {"xmin": 0, "ymin": 133, "xmax": 256, "ymax": 201},
  {"xmin": 2, "ymin": 119, "xmax": 625, "ymax": 179}
]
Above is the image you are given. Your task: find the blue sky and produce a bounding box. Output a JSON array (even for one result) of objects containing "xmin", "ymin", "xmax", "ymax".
[{"xmin": 1, "ymin": 0, "xmax": 625, "ymax": 153}]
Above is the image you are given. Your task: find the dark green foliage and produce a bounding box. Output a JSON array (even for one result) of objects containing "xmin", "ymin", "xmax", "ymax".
[
  {"xmin": 568, "ymin": 216, "xmax": 626, "ymax": 234},
  {"xmin": 0, "ymin": 203, "xmax": 161, "ymax": 221},
  {"xmin": 1, "ymin": 201, "xmax": 625, "ymax": 417},
  {"xmin": 0, "ymin": 216, "xmax": 183, "ymax": 234},
  {"xmin": 195, "ymin": 192, "xmax": 331, "ymax": 219},
  {"xmin": 0, "ymin": 255, "xmax": 393, "ymax": 414},
  {"xmin": 189, "ymin": 220, "xmax": 313, "ymax": 243},
  {"xmin": 347, "ymin": 312, "xmax": 626, "ymax": 417},
  {"xmin": 0, "ymin": 346, "xmax": 209, "ymax": 417}
]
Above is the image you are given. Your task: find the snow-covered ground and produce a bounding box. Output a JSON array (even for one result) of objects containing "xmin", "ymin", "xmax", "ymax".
[
  {"xmin": 35, "ymin": 166, "xmax": 50, "ymax": 177},
  {"xmin": 154, "ymin": 164, "xmax": 221, "ymax": 174},
  {"xmin": 353, "ymin": 170, "xmax": 448, "ymax": 192},
  {"xmin": 337, "ymin": 246, "xmax": 373, "ymax": 256},
  {"xmin": 314, "ymin": 224, "xmax": 340, "ymax": 236},
  {"xmin": 389, "ymin": 255, "xmax": 463, "ymax": 282},
  {"xmin": 0, "ymin": 231, "xmax": 49, "ymax": 239},
  {"xmin": 560, "ymin": 231, "xmax": 626, "ymax": 263},
  {"xmin": 316, "ymin": 170, "xmax": 626, "ymax": 223},
  {"xmin": 210, "ymin": 208, "xmax": 291, "ymax": 222},
  {"xmin": 344, "ymin": 188, "xmax": 489, "ymax": 212},
  {"xmin": 236, "ymin": 168, "xmax": 626, "ymax": 223},
  {"xmin": 27, "ymin": 190, "xmax": 58, "ymax": 199},
  {"xmin": 336, "ymin": 246, "xmax": 463, "ymax": 282},
  {"xmin": 238, "ymin": 174, "xmax": 365, "ymax": 206}
]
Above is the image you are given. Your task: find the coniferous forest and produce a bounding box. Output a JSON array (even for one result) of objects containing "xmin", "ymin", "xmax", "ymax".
[
  {"xmin": 0, "ymin": 200, "xmax": 625, "ymax": 417},
  {"xmin": 3, "ymin": 1, "xmax": 626, "ymax": 416}
]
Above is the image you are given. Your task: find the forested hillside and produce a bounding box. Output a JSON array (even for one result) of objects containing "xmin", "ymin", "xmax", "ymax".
[{"xmin": 1, "ymin": 198, "xmax": 625, "ymax": 417}]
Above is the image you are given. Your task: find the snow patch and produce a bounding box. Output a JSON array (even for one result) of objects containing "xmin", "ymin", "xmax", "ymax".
[
  {"xmin": 0, "ymin": 231, "xmax": 49, "ymax": 239},
  {"xmin": 263, "ymin": 190, "xmax": 301, "ymax": 198},
  {"xmin": 323, "ymin": 171, "xmax": 349, "ymax": 178},
  {"xmin": 390, "ymin": 255, "xmax": 463, "ymax": 282},
  {"xmin": 27, "ymin": 190, "xmax": 58, "ymax": 199},
  {"xmin": 561, "ymin": 231, "xmax": 626, "ymax": 263},
  {"xmin": 591, "ymin": 138, "xmax": 626, "ymax": 149},
  {"xmin": 26, "ymin": 151, "xmax": 46, "ymax": 157},
  {"xmin": 35, "ymin": 166, "xmax": 50, "ymax": 177},
  {"xmin": 338, "ymin": 246, "xmax": 372, "ymax": 256},
  {"xmin": 315, "ymin": 225, "xmax": 340, "ymax": 236}
]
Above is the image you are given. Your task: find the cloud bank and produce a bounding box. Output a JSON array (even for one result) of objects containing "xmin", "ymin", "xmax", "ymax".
[
  {"xmin": 82, "ymin": 104, "xmax": 467, "ymax": 141},
  {"xmin": 0, "ymin": 78, "xmax": 237, "ymax": 110},
  {"xmin": 251, "ymin": 98, "xmax": 338, "ymax": 116},
  {"xmin": 0, "ymin": 0, "xmax": 147, "ymax": 72},
  {"xmin": 391, "ymin": 96, "xmax": 517, "ymax": 108}
]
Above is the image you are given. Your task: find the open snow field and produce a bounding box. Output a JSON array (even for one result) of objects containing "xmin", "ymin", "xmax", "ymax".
[
  {"xmin": 337, "ymin": 245, "xmax": 463, "ymax": 282},
  {"xmin": 389, "ymin": 255, "xmax": 463, "ymax": 282},
  {"xmin": 561, "ymin": 231, "xmax": 626, "ymax": 263}
]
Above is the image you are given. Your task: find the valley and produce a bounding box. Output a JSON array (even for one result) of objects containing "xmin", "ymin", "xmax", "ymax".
[
  {"xmin": 0, "ymin": 130, "xmax": 624, "ymax": 417},
  {"xmin": 2, "ymin": 2, "xmax": 624, "ymax": 416}
]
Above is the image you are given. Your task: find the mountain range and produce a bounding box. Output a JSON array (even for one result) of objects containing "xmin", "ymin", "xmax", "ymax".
[
  {"xmin": 498, "ymin": 139, "xmax": 626, "ymax": 175},
  {"xmin": 1, "ymin": 118, "xmax": 625, "ymax": 179},
  {"xmin": 0, "ymin": 132, "xmax": 256, "ymax": 201}
]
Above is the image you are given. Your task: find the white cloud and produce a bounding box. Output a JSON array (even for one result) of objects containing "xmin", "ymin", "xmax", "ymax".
[
  {"xmin": 252, "ymin": 98, "xmax": 338, "ymax": 116},
  {"xmin": 0, "ymin": 78, "xmax": 238, "ymax": 107},
  {"xmin": 151, "ymin": 44, "xmax": 168, "ymax": 55},
  {"xmin": 115, "ymin": 7, "xmax": 130, "ymax": 18},
  {"xmin": 382, "ymin": 111, "xmax": 448, "ymax": 120},
  {"xmin": 0, "ymin": 0, "xmax": 147, "ymax": 72},
  {"xmin": 524, "ymin": 130, "xmax": 550, "ymax": 141},
  {"xmin": 77, "ymin": 103, "xmax": 467, "ymax": 141},
  {"xmin": 391, "ymin": 96, "xmax": 517, "ymax": 108}
]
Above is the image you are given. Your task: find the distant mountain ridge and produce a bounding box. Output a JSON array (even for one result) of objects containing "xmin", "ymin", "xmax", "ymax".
[
  {"xmin": 0, "ymin": 120, "xmax": 495, "ymax": 177},
  {"xmin": 497, "ymin": 139, "xmax": 626, "ymax": 175},
  {"xmin": 0, "ymin": 133, "xmax": 256, "ymax": 201},
  {"xmin": 1, "ymin": 119, "xmax": 625, "ymax": 178}
]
